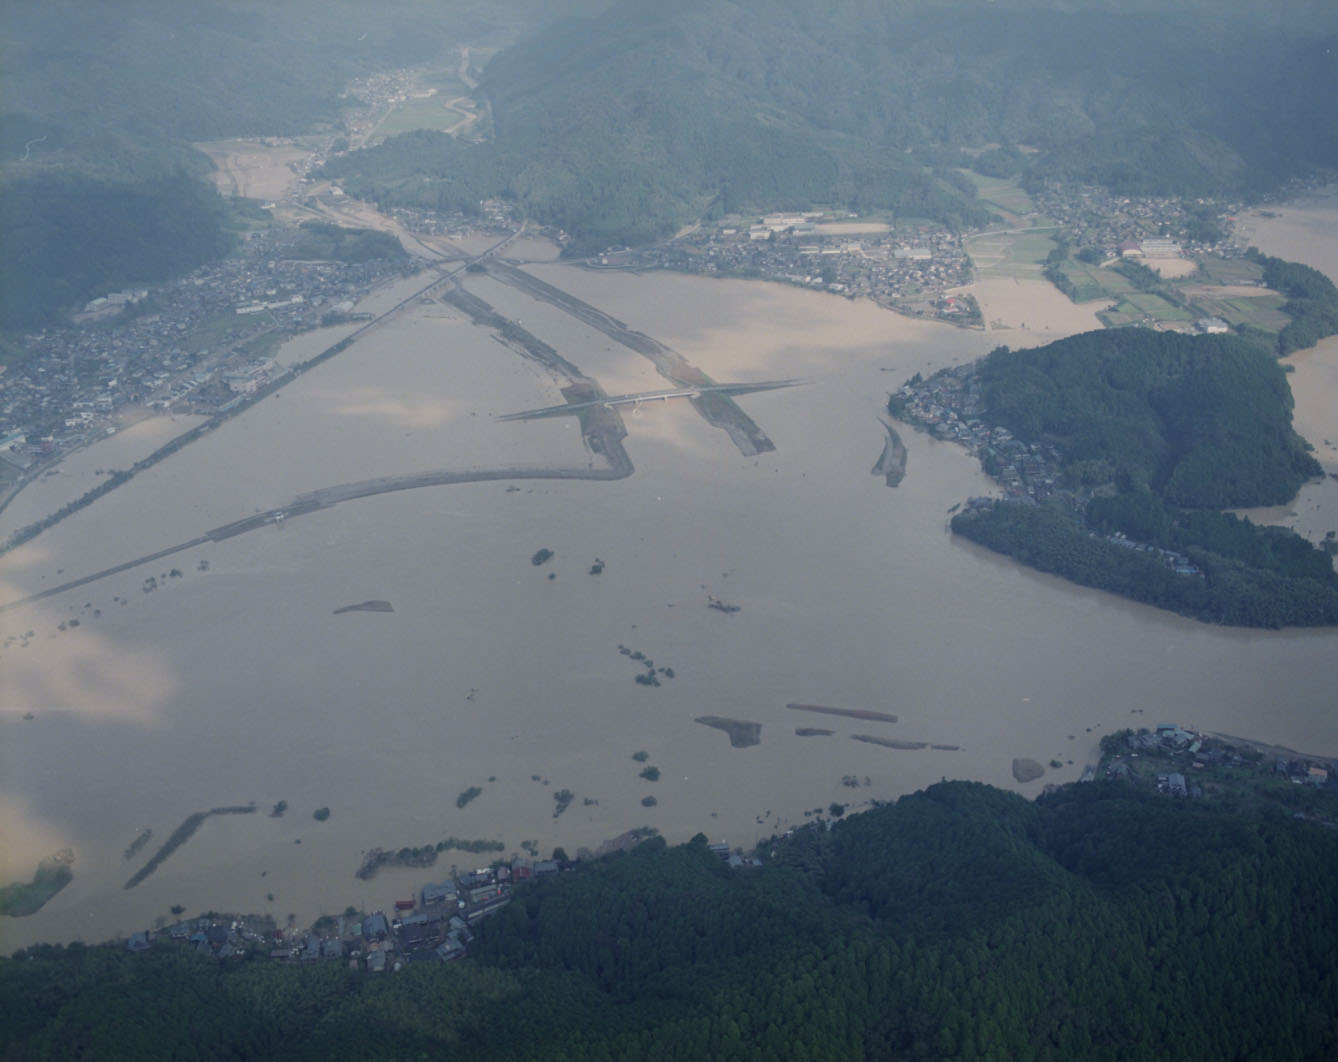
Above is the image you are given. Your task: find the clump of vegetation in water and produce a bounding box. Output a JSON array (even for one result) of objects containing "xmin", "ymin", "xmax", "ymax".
[
  {"xmin": 125, "ymin": 806, "xmax": 255, "ymax": 890},
  {"xmin": 457, "ymin": 787, "xmax": 482, "ymax": 809},
  {"xmin": 270, "ymin": 801, "xmax": 288, "ymax": 818},
  {"xmin": 0, "ymin": 851, "xmax": 74, "ymax": 916},
  {"xmin": 531, "ymin": 548, "xmax": 554, "ymax": 566},
  {"xmin": 632, "ymin": 750, "xmax": 649, "ymax": 763},
  {"xmin": 640, "ymin": 766, "xmax": 660, "ymax": 782},
  {"xmin": 619, "ymin": 644, "xmax": 675, "ymax": 686},
  {"xmin": 123, "ymin": 829, "xmax": 152, "ymax": 861},
  {"xmin": 553, "ymin": 789, "xmax": 575, "ymax": 818},
  {"xmin": 641, "ymin": 795, "xmax": 657, "ymax": 808},
  {"xmin": 356, "ymin": 837, "xmax": 505, "ymax": 880},
  {"xmin": 313, "ymin": 807, "xmax": 330, "ymax": 822}
]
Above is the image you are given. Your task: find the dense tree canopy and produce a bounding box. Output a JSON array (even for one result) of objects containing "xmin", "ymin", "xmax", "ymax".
[
  {"xmin": 1251, "ymin": 250, "xmax": 1338, "ymax": 355},
  {"xmin": 944, "ymin": 328, "xmax": 1336, "ymax": 627},
  {"xmin": 0, "ymin": 0, "xmax": 558, "ymax": 326},
  {"xmin": 0, "ymin": 0, "xmax": 543, "ymax": 175},
  {"xmin": 977, "ymin": 330, "xmax": 1319, "ymax": 508},
  {"xmin": 4, "ymin": 781, "xmax": 1338, "ymax": 1058},
  {"xmin": 0, "ymin": 174, "xmax": 234, "ymax": 330}
]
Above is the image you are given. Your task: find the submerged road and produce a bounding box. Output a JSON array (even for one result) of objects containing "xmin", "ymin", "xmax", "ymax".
[{"xmin": 0, "ymin": 451, "xmax": 632, "ymax": 615}]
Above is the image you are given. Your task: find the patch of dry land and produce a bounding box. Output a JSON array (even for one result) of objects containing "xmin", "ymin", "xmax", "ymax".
[
  {"xmin": 196, "ymin": 139, "xmax": 314, "ymax": 202},
  {"xmin": 1142, "ymin": 256, "xmax": 1198, "ymax": 278},
  {"xmin": 2, "ymin": 218, "xmax": 1337, "ymax": 951}
]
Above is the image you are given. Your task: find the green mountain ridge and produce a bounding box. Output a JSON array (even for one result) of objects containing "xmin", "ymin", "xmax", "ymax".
[
  {"xmin": 327, "ymin": 0, "xmax": 1338, "ymax": 252},
  {"xmin": 0, "ymin": 0, "xmax": 540, "ymax": 176},
  {"xmin": 7, "ymin": 0, "xmax": 1338, "ymax": 322}
]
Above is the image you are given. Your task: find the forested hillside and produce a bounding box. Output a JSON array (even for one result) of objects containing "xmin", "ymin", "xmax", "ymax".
[
  {"xmin": 327, "ymin": 0, "xmax": 1338, "ymax": 254},
  {"xmin": 0, "ymin": 175, "xmax": 235, "ymax": 330},
  {"xmin": 4, "ymin": 782, "xmax": 1337, "ymax": 1058},
  {"xmin": 0, "ymin": 0, "xmax": 542, "ymax": 177},
  {"xmin": 944, "ymin": 329, "xmax": 1337, "ymax": 627},
  {"xmin": 1252, "ymin": 250, "xmax": 1338, "ymax": 355},
  {"xmin": 976, "ymin": 330, "xmax": 1319, "ymax": 508},
  {"xmin": 0, "ymin": 0, "xmax": 559, "ymax": 328},
  {"xmin": 7, "ymin": 0, "xmax": 1338, "ymax": 320}
]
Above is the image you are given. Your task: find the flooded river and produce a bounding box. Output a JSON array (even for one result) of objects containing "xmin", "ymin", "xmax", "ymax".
[{"xmin": 2, "ymin": 212, "xmax": 1336, "ymax": 952}]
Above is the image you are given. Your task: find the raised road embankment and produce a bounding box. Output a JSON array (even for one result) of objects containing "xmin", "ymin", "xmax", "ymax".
[{"xmin": 483, "ymin": 261, "xmax": 776, "ymax": 455}]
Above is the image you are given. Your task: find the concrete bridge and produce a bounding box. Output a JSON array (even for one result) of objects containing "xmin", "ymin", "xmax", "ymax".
[{"xmin": 498, "ymin": 379, "xmax": 799, "ymax": 421}]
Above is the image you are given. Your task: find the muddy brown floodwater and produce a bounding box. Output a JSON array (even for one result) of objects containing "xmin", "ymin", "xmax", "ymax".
[{"xmin": 2, "ymin": 213, "xmax": 1337, "ymax": 952}]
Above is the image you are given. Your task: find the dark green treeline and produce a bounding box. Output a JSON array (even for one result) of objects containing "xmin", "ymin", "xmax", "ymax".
[{"xmin": 3, "ymin": 781, "xmax": 1337, "ymax": 1059}]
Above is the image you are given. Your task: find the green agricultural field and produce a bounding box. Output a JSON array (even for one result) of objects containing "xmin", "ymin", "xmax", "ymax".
[
  {"xmin": 1196, "ymin": 254, "xmax": 1266, "ymax": 286},
  {"xmin": 1098, "ymin": 306, "xmax": 1139, "ymax": 327},
  {"xmin": 1053, "ymin": 260, "xmax": 1107, "ymax": 301},
  {"xmin": 966, "ymin": 228, "xmax": 1061, "ymax": 279},
  {"xmin": 1184, "ymin": 294, "xmax": 1291, "ymax": 331},
  {"xmin": 1226, "ymin": 296, "xmax": 1291, "ymax": 330},
  {"xmin": 961, "ymin": 172, "xmax": 1035, "ymax": 217},
  {"xmin": 1054, "ymin": 260, "xmax": 1137, "ymax": 303},
  {"xmin": 374, "ymin": 89, "xmax": 474, "ymax": 138},
  {"xmin": 1126, "ymin": 292, "xmax": 1193, "ymax": 321},
  {"xmin": 892, "ymin": 216, "xmax": 941, "ymax": 231},
  {"xmin": 1100, "ymin": 291, "xmax": 1193, "ymax": 327}
]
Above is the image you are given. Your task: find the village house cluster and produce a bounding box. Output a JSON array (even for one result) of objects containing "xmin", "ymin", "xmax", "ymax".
[
  {"xmin": 389, "ymin": 200, "xmax": 526, "ymax": 241},
  {"xmin": 603, "ymin": 212, "xmax": 977, "ymax": 324},
  {"xmin": 890, "ymin": 364, "xmax": 1064, "ymax": 503},
  {"xmin": 0, "ymin": 229, "xmax": 406, "ymax": 481},
  {"xmin": 1102, "ymin": 724, "xmax": 1338, "ymax": 814},
  {"xmin": 601, "ymin": 186, "xmax": 1249, "ymax": 328},
  {"xmin": 1029, "ymin": 183, "xmax": 1243, "ymax": 259},
  {"xmin": 891, "ymin": 364, "xmax": 1206, "ymax": 577},
  {"xmin": 124, "ymin": 858, "xmax": 542, "ymax": 968},
  {"xmin": 121, "ymin": 843, "xmax": 753, "ymax": 970}
]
